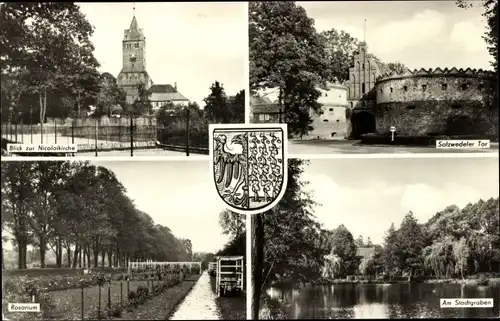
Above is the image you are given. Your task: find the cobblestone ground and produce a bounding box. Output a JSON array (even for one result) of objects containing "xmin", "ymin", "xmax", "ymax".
[
  {"xmin": 288, "ymin": 140, "xmax": 499, "ymax": 155},
  {"xmin": 170, "ymin": 272, "xmax": 221, "ymax": 320}
]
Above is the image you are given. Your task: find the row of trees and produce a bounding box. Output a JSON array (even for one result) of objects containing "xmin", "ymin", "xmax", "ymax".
[
  {"xmin": 1, "ymin": 161, "xmax": 193, "ymax": 270},
  {"xmin": 157, "ymin": 82, "xmax": 245, "ymax": 127},
  {"xmin": 356, "ymin": 198, "xmax": 499, "ymax": 280},
  {"xmin": 155, "ymin": 83, "xmax": 244, "ymax": 147},
  {"xmin": 249, "ymin": 1, "xmax": 498, "ymax": 137},
  {"xmin": 324, "ymin": 197, "xmax": 499, "ymax": 280}
]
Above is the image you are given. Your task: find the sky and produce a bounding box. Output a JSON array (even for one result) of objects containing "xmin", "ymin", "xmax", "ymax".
[
  {"xmin": 301, "ymin": 157, "xmax": 499, "ymax": 245},
  {"xmin": 298, "ymin": 1, "xmax": 493, "ymax": 71},
  {"xmin": 93, "ymin": 160, "xmax": 231, "ymax": 254},
  {"xmin": 77, "ymin": 2, "xmax": 246, "ymax": 107}
]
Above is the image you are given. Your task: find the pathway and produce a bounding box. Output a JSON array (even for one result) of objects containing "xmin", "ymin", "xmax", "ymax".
[
  {"xmin": 170, "ymin": 272, "xmax": 221, "ymax": 320},
  {"xmin": 288, "ymin": 140, "xmax": 499, "ymax": 155}
]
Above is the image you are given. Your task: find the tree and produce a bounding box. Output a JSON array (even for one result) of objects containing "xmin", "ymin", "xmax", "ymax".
[
  {"xmin": 383, "ymin": 62, "xmax": 408, "ymax": 74},
  {"xmin": 366, "ymin": 237, "xmax": 374, "ymax": 247},
  {"xmin": 320, "ymin": 28, "xmax": 359, "ymax": 82},
  {"xmin": 0, "ymin": 3, "xmax": 100, "ymax": 132},
  {"xmin": 249, "ymin": 1, "xmax": 330, "ymax": 136},
  {"xmin": 203, "ymin": 81, "xmax": 229, "ymax": 123},
  {"xmin": 227, "ymin": 89, "xmax": 245, "ymax": 123},
  {"xmin": 457, "ymin": 0, "xmax": 497, "ymax": 71},
  {"xmin": 322, "ymin": 253, "xmax": 342, "ymax": 279},
  {"xmin": 329, "ymin": 225, "xmax": 358, "ymax": 277},
  {"xmin": 355, "ymin": 235, "xmax": 365, "ymax": 248},
  {"xmin": 219, "ymin": 210, "xmax": 245, "ymax": 237},
  {"xmin": 453, "ymin": 237, "xmax": 470, "ymax": 279},
  {"xmin": 359, "ymin": 255, "xmax": 376, "ymax": 277},
  {"xmin": 95, "ymin": 72, "xmax": 126, "ymax": 117},
  {"xmin": 131, "ymin": 83, "xmax": 152, "ymax": 116},
  {"xmin": 397, "ymin": 211, "xmax": 425, "ymax": 279},
  {"xmin": 250, "ymin": 159, "xmax": 324, "ymax": 318},
  {"xmin": 383, "ymin": 223, "xmax": 400, "ymax": 279}
]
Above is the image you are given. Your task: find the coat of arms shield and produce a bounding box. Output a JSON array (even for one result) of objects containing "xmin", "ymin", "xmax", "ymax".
[{"xmin": 209, "ymin": 124, "xmax": 288, "ymax": 215}]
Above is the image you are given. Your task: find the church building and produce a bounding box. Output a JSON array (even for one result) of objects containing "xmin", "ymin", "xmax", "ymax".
[{"xmin": 117, "ymin": 12, "xmax": 189, "ymax": 110}]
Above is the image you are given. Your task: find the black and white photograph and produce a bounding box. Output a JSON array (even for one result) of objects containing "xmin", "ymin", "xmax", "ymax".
[
  {"xmin": 249, "ymin": 1, "xmax": 498, "ymax": 155},
  {"xmin": 250, "ymin": 157, "xmax": 499, "ymax": 319},
  {"xmin": 1, "ymin": 2, "xmax": 246, "ymax": 157},
  {"xmin": 1, "ymin": 160, "xmax": 246, "ymax": 320}
]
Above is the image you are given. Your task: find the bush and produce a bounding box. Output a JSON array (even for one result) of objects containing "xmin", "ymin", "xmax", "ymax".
[
  {"xmin": 136, "ymin": 285, "xmax": 150, "ymax": 300},
  {"xmin": 2, "ymin": 278, "xmax": 56, "ymax": 321},
  {"xmin": 127, "ymin": 290, "xmax": 137, "ymax": 301}
]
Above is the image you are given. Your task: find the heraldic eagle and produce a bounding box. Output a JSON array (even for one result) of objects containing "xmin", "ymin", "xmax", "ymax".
[{"xmin": 214, "ymin": 134, "xmax": 247, "ymax": 202}]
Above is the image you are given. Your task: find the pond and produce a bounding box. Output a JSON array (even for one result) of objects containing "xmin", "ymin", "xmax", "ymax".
[{"xmin": 267, "ymin": 283, "xmax": 500, "ymax": 319}]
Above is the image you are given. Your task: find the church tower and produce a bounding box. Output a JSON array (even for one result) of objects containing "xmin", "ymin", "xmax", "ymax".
[{"xmin": 117, "ymin": 10, "xmax": 152, "ymax": 104}]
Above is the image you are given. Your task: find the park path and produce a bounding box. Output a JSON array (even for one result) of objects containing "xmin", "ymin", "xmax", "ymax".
[{"xmin": 170, "ymin": 272, "xmax": 221, "ymax": 320}]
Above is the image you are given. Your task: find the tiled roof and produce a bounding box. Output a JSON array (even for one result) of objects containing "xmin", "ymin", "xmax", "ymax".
[
  {"xmin": 250, "ymin": 95, "xmax": 280, "ymax": 114},
  {"xmin": 151, "ymin": 84, "xmax": 177, "ymax": 93},
  {"xmin": 250, "ymin": 96, "xmax": 273, "ymax": 105},
  {"xmin": 150, "ymin": 84, "xmax": 188, "ymax": 101},
  {"xmin": 251, "ymin": 104, "xmax": 281, "ymax": 114},
  {"xmin": 356, "ymin": 247, "xmax": 375, "ymax": 258}
]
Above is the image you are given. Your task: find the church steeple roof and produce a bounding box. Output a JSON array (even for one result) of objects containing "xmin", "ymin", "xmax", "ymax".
[
  {"xmin": 130, "ymin": 15, "xmax": 139, "ymax": 31},
  {"xmin": 124, "ymin": 13, "xmax": 144, "ymax": 41}
]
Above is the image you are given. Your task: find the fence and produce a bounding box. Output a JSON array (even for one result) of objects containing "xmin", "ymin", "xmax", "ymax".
[
  {"xmin": 1, "ymin": 114, "xmax": 210, "ymax": 156},
  {"xmin": 44, "ymin": 275, "xmax": 183, "ymax": 320}
]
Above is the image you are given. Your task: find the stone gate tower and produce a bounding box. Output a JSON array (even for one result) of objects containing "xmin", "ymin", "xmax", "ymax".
[{"xmin": 117, "ymin": 13, "xmax": 152, "ymax": 104}]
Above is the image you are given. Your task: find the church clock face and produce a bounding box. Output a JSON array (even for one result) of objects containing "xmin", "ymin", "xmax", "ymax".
[{"xmin": 130, "ymin": 53, "xmax": 136, "ymax": 61}]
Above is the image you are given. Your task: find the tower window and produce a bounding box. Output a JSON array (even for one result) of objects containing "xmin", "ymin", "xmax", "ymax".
[
  {"xmin": 390, "ymin": 87, "xmax": 393, "ymax": 93},
  {"xmin": 461, "ymin": 83, "xmax": 468, "ymax": 91},
  {"xmin": 325, "ymin": 92, "xmax": 328, "ymax": 97},
  {"xmin": 403, "ymin": 86, "xmax": 408, "ymax": 92},
  {"xmin": 135, "ymin": 43, "xmax": 139, "ymax": 48},
  {"xmin": 407, "ymin": 105, "xmax": 416, "ymax": 110},
  {"xmin": 362, "ymin": 63, "xmax": 365, "ymax": 70},
  {"xmin": 380, "ymin": 88, "xmax": 383, "ymax": 94},
  {"xmin": 323, "ymin": 119, "xmax": 329, "ymax": 122},
  {"xmin": 362, "ymin": 83, "xmax": 366, "ymax": 94},
  {"xmin": 422, "ymin": 84, "xmax": 427, "ymax": 92},
  {"xmin": 442, "ymin": 83, "xmax": 448, "ymax": 91},
  {"xmin": 329, "ymin": 108, "xmax": 334, "ymax": 112}
]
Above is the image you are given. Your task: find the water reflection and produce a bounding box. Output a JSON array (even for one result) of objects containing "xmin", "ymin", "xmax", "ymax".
[{"xmin": 267, "ymin": 283, "xmax": 500, "ymax": 319}]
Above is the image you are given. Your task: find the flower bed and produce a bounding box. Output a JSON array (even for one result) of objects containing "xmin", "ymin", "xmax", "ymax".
[{"xmin": 3, "ymin": 274, "xmax": 191, "ymax": 320}]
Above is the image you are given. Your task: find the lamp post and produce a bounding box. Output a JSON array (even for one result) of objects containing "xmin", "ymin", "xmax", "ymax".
[
  {"xmin": 17, "ymin": 112, "xmax": 22, "ymax": 143},
  {"xmin": 185, "ymin": 107, "xmax": 190, "ymax": 156},
  {"xmin": 30, "ymin": 107, "xmax": 33, "ymax": 143}
]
